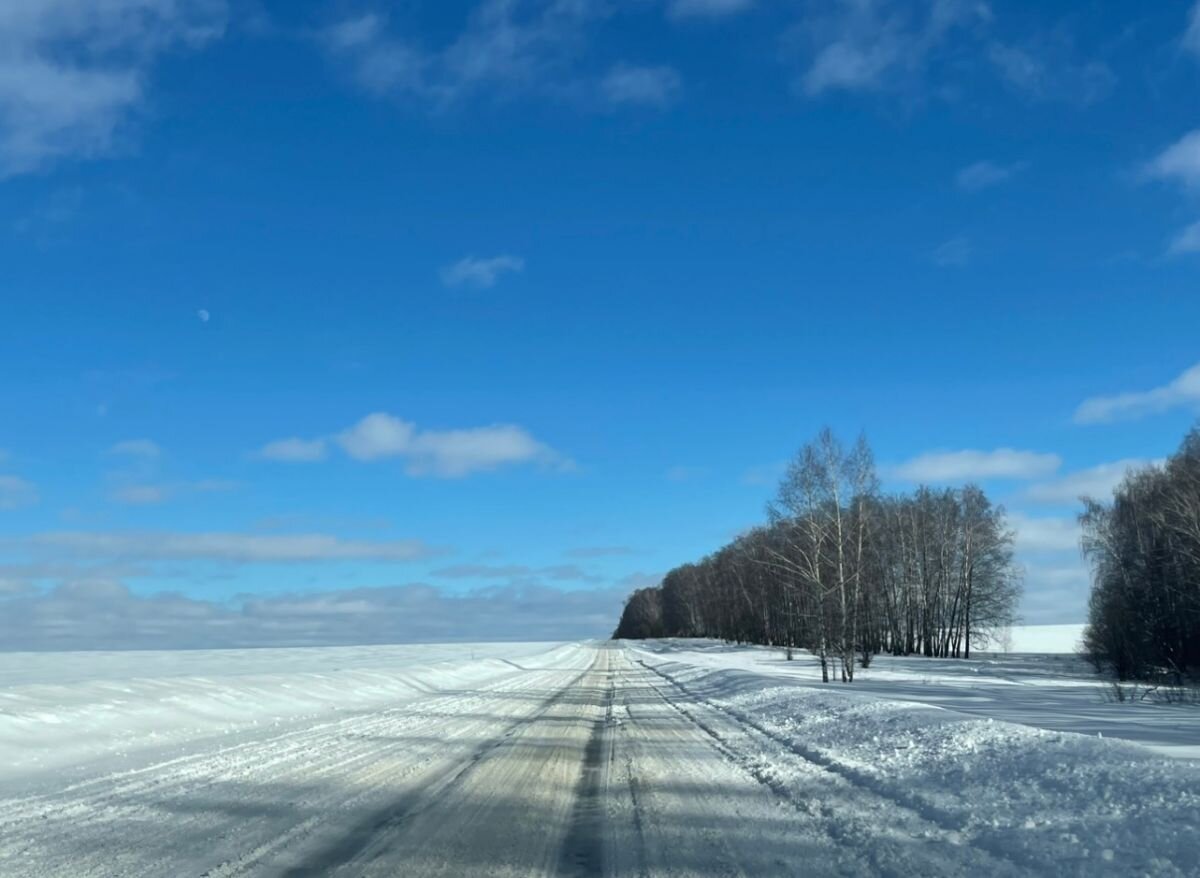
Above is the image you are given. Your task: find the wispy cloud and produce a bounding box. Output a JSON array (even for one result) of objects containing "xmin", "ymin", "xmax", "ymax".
[
  {"xmin": 1074, "ymin": 362, "xmax": 1200, "ymax": 424},
  {"xmin": 1185, "ymin": 2, "xmax": 1200, "ymax": 57},
  {"xmin": 890, "ymin": 448, "xmax": 1062, "ymax": 483},
  {"xmin": 932, "ymin": 236, "xmax": 972, "ymax": 267},
  {"xmin": 0, "ymin": 580, "xmax": 626, "ymax": 649},
  {"xmin": 16, "ymin": 530, "xmax": 438, "ymax": 563},
  {"xmin": 787, "ymin": 3, "xmax": 1112, "ymax": 107},
  {"xmin": 110, "ymin": 485, "xmax": 168, "ymax": 506},
  {"xmin": 1142, "ymin": 131, "xmax": 1200, "ymax": 255},
  {"xmin": 956, "ymin": 160, "xmax": 1025, "ymax": 192},
  {"xmin": 109, "ymin": 438, "xmax": 162, "ymax": 458},
  {"xmin": 1024, "ymin": 458, "xmax": 1163, "ymax": 504},
  {"xmin": 108, "ymin": 479, "xmax": 236, "ymax": 506},
  {"xmin": 321, "ymin": 2, "xmax": 608, "ymax": 107},
  {"xmin": 1021, "ymin": 563, "xmax": 1091, "ymax": 624},
  {"xmin": 440, "ymin": 254, "xmax": 525, "ymax": 289},
  {"xmin": 0, "ymin": 0, "xmax": 227, "ymax": 176},
  {"xmin": 1143, "ymin": 129, "xmax": 1200, "ymax": 191},
  {"xmin": 1009, "ymin": 513, "xmax": 1081, "ymax": 553},
  {"xmin": 667, "ymin": 0, "xmax": 754, "ymax": 19},
  {"xmin": 0, "ymin": 475, "xmax": 38, "ymax": 510},
  {"xmin": 261, "ymin": 412, "xmax": 569, "ymax": 478},
  {"xmin": 257, "ymin": 437, "xmax": 329, "ymax": 463},
  {"xmin": 791, "ymin": 0, "xmax": 984, "ymax": 97},
  {"xmin": 987, "ymin": 40, "xmax": 1114, "ymax": 105},
  {"xmin": 599, "ymin": 63, "xmax": 681, "ymax": 107},
  {"xmin": 1168, "ymin": 220, "xmax": 1200, "ymax": 255}
]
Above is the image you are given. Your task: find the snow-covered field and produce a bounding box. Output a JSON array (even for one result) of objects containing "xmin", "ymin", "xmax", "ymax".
[
  {"xmin": 1, "ymin": 637, "xmax": 1197, "ymax": 876},
  {"xmin": 634, "ymin": 627, "xmax": 1200, "ymax": 760},
  {"xmin": 997, "ymin": 623, "xmax": 1085, "ymax": 653}
]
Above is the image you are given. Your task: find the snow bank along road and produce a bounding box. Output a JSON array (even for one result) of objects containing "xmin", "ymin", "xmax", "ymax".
[{"xmin": 1, "ymin": 642, "xmax": 1198, "ymax": 877}]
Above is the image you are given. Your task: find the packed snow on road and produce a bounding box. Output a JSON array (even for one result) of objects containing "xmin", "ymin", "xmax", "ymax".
[{"xmin": 1, "ymin": 635, "xmax": 1197, "ymax": 877}]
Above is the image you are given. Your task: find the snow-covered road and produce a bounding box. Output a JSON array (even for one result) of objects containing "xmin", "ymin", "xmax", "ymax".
[{"xmin": 1, "ymin": 642, "xmax": 1197, "ymax": 877}]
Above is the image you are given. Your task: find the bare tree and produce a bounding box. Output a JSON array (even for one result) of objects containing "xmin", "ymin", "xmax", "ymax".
[{"xmin": 614, "ymin": 430, "xmax": 1022, "ymax": 682}]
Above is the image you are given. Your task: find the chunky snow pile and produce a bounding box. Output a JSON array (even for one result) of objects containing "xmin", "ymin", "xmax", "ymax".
[{"xmin": 635, "ymin": 653, "xmax": 1200, "ymax": 877}]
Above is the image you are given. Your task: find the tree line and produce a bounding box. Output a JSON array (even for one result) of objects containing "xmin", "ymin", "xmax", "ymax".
[
  {"xmin": 614, "ymin": 428, "xmax": 1021, "ymax": 682},
  {"xmin": 1080, "ymin": 426, "xmax": 1200, "ymax": 683}
]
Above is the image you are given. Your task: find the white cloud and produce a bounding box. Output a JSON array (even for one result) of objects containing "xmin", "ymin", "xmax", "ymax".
[
  {"xmin": 932, "ymin": 236, "xmax": 972, "ymax": 267},
  {"xmin": 0, "ymin": 475, "xmax": 38, "ymax": 510},
  {"xmin": 0, "ymin": 578, "xmax": 35, "ymax": 596},
  {"xmin": 1009, "ymin": 513, "xmax": 1081, "ymax": 553},
  {"xmin": 109, "ymin": 438, "xmax": 162, "ymax": 458},
  {"xmin": 890, "ymin": 448, "xmax": 1062, "ymax": 483},
  {"xmin": 0, "ymin": 580, "xmax": 627, "ymax": 649},
  {"xmin": 956, "ymin": 160, "xmax": 1025, "ymax": 192},
  {"xmin": 1185, "ymin": 2, "xmax": 1200, "ymax": 57},
  {"xmin": 18, "ymin": 530, "xmax": 437, "ymax": 563},
  {"xmin": 1168, "ymin": 219, "xmax": 1200, "ymax": 255},
  {"xmin": 1020, "ymin": 563, "xmax": 1091, "ymax": 624},
  {"xmin": 407, "ymin": 423, "xmax": 565, "ymax": 477},
  {"xmin": 1073, "ymin": 362, "xmax": 1200, "ymax": 424},
  {"xmin": 1142, "ymin": 132, "xmax": 1200, "ymax": 254},
  {"xmin": 111, "ymin": 484, "xmax": 168, "ymax": 505},
  {"xmin": 668, "ymin": 0, "xmax": 753, "ymax": 18},
  {"xmin": 987, "ymin": 41, "xmax": 1114, "ymax": 105},
  {"xmin": 107, "ymin": 479, "xmax": 235, "ymax": 506},
  {"xmin": 334, "ymin": 412, "xmax": 567, "ymax": 477},
  {"xmin": 321, "ymin": 2, "xmax": 607, "ymax": 107},
  {"xmin": 599, "ymin": 63, "xmax": 681, "ymax": 107},
  {"xmin": 0, "ymin": 0, "xmax": 227, "ymax": 176},
  {"xmin": 336, "ymin": 413, "xmax": 416, "ymax": 461},
  {"xmin": 793, "ymin": 0, "xmax": 982, "ymax": 97},
  {"xmin": 257, "ymin": 437, "xmax": 329, "ymax": 463},
  {"xmin": 1024, "ymin": 459, "xmax": 1163, "ymax": 504},
  {"xmin": 440, "ymin": 254, "xmax": 525, "ymax": 289},
  {"xmin": 1144, "ymin": 129, "xmax": 1200, "ymax": 191}
]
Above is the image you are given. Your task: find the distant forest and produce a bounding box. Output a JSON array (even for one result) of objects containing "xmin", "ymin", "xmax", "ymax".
[
  {"xmin": 616, "ymin": 425, "xmax": 1200, "ymax": 686},
  {"xmin": 614, "ymin": 429, "xmax": 1020, "ymax": 683}
]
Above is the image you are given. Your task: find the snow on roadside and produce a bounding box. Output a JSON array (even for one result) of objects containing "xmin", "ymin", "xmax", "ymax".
[
  {"xmin": 0, "ymin": 641, "xmax": 582, "ymax": 781},
  {"xmin": 638, "ymin": 654, "xmax": 1200, "ymax": 877},
  {"xmin": 631, "ymin": 638, "xmax": 1200, "ymax": 759}
]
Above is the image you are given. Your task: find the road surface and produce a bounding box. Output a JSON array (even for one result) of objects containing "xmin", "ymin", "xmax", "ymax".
[{"xmin": 0, "ymin": 643, "xmax": 1191, "ymax": 877}]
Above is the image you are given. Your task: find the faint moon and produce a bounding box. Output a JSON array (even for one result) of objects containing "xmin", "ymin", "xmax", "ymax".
[{"xmin": 197, "ymin": 309, "xmax": 210, "ymax": 323}]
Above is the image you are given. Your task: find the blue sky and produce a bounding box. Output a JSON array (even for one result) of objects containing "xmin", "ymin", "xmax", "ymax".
[{"xmin": 2, "ymin": 0, "xmax": 1200, "ymax": 648}]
